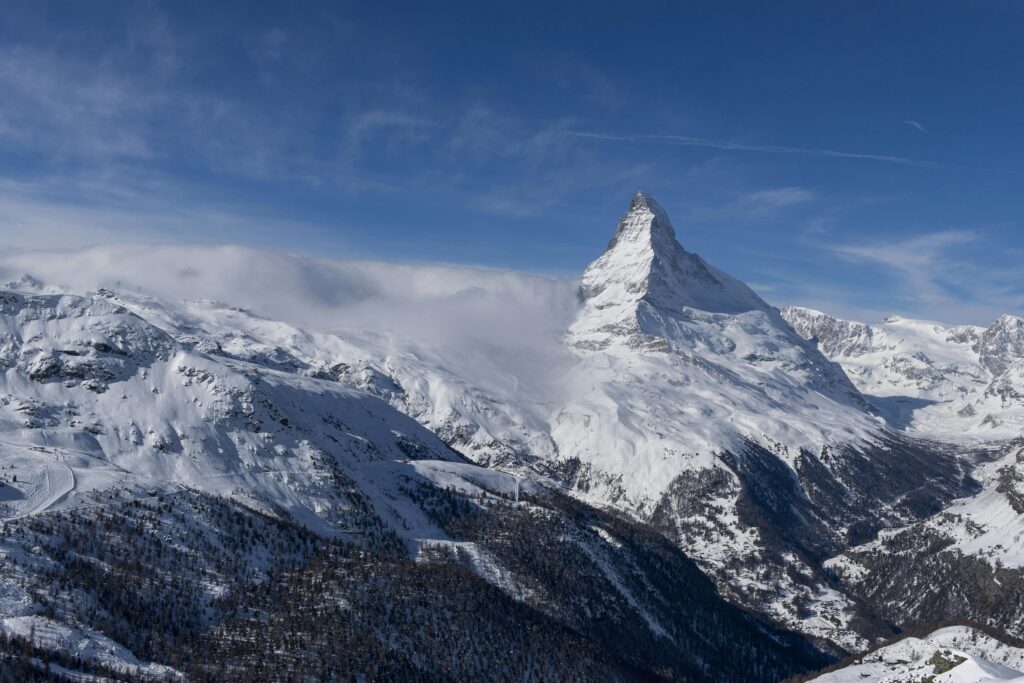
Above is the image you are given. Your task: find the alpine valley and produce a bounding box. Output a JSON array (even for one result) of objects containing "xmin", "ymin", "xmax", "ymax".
[{"xmin": 1, "ymin": 193, "xmax": 1022, "ymax": 682}]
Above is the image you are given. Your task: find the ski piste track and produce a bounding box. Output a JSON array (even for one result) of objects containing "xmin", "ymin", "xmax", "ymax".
[
  {"xmin": 0, "ymin": 441, "xmax": 509, "ymax": 541},
  {"xmin": 0, "ymin": 438, "xmax": 343, "ymax": 521},
  {"xmin": 0, "ymin": 439, "xmax": 526, "ymax": 558},
  {"xmin": 15, "ymin": 458, "xmax": 74, "ymax": 519}
]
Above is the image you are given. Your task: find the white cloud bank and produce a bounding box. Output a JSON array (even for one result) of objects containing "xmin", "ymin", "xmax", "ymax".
[{"xmin": 0, "ymin": 244, "xmax": 581, "ymax": 353}]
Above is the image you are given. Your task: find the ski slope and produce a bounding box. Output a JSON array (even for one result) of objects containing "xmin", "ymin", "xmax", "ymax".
[{"xmin": 0, "ymin": 450, "xmax": 73, "ymax": 518}]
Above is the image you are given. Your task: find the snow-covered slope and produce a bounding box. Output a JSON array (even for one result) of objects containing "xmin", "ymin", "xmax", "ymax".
[
  {"xmin": 781, "ymin": 306, "xmax": 1024, "ymax": 644},
  {"xmin": 827, "ymin": 438, "xmax": 1024, "ymax": 571},
  {"xmin": 811, "ymin": 626, "xmax": 1024, "ymax": 682},
  {"xmin": 782, "ymin": 307, "xmax": 1024, "ymax": 440},
  {"xmin": 0, "ymin": 289, "xmax": 471, "ymax": 539},
  {"xmin": 560, "ymin": 193, "xmax": 878, "ymax": 506},
  {"xmin": 780, "ymin": 307, "xmax": 1024, "ymax": 644},
  {"xmin": 815, "ymin": 439, "xmax": 1024, "ymax": 649}
]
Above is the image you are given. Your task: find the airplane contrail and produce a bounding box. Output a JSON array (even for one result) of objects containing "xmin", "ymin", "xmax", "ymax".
[{"xmin": 567, "ymin": 130, "xmax": 965, "ymax": 171}]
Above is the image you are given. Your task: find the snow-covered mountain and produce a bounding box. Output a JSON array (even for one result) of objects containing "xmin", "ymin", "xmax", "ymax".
[
  {"xmin": 810, "ymin": 626, "xmax": 1024, "ymax": 682},
  {"xmin": 548, "ymin": 195, "xmax": 979, "ymax": 647},
  {"xmin": 782, "ymin": 306, "xmax": 1024, "ymax": 440},
  {"xmin": 0, "ymin": 289, "xmax": 832, "ymax": 681},
  {"xmin": 780, "ymin": 307, "xmax": 1024, "ymax": 649},
  {"xmin": 0, "ymin": 193, "xmax": 984, "ymax": 654},
  {"xmin": 2, "ymin": 192, "xmax": 1022, "ymax": 678},
  {"xmin": 561, "ymin": 193, "xmax": 877, "ymax": 503}
]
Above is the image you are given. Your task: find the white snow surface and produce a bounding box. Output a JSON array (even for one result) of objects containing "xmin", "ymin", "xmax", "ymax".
[
  {"xmin": 812, "ymin": 626, "xmax": 1024, "ymax": 682},
  {"xmin": 782, "ymin": 306, "xmax": 1024, "ymax": 441},
  {"xmin": 0, "ymin": 289, "xmax": 472, "ymax": 539}
]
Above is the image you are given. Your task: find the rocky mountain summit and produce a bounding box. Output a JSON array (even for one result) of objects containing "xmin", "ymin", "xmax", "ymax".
[{"xmin": 574, "ymin": 192, "xmax": 769, "ymax": 334}]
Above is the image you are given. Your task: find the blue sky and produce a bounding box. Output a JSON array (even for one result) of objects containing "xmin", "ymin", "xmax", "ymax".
[{"xmin": 1, "ymin": 1, "xmax": 1022, "ymax": 324}]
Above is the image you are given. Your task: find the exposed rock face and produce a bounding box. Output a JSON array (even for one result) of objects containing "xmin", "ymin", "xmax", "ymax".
[
  {"xmin": 782, "ymin": 305, "xmax": 874, "ymax": 358},
  {"xmin": 977, "ymin": 314, "xmax": 1024, "ymax": 377},
  {"xmin": 0, "ymin": 291, "xmax": 176, "ymax": 392}
]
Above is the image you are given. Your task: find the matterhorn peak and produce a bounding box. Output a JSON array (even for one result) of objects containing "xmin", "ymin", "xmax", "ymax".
[
  {"xmin": 577, "ymin": 193, "xmax": 767, "ymax": 319},
  {"xmin": 603, "ymin": 192, "xmax": 678, "ymax": 253}
]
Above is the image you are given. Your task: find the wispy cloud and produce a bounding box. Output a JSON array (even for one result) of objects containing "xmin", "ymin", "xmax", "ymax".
[
  {"xmin": 833, "ymin": 230, "xmax": 974, "ymax": 305},
  {"xmin": 828, "ymin": 230, "xmax": 1024, "ymax": 323},
  {"xmin": 834, "ymin": 230, "xmax": 975, "ymax": 273},
  {"xmin": 0, "ymin": 46, "xmax": 158, "ymax": 159},
  {"xmin": 0, "ymin": 179, "xmax": 292, "ymax": 251},
  {"xmin": 348, "ymin": 111, "xmax": 436, "ymax": 142},
  {"xmin": 731, "ymin": 187, "xmax": 815, "ymax": 217},
  {"xmin": 903, "ymin": 120, "xmax": 926, "ymax": 133}
]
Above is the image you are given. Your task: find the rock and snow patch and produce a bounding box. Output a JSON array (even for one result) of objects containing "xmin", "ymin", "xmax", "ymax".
[
  {"xmin": 827, "ymin": 442, "xmax": 1024, "ymax": 572},
  {"xmin": 0, "ymin": 290, "xmax": 477, "ymax": 544},
  {"xmin": 811, "ymin": 626, "xmax": 1024, "ymax": 682},
  {"xmin": 1, "ymin": 615, "xmax": 184, "ymax": 680}
]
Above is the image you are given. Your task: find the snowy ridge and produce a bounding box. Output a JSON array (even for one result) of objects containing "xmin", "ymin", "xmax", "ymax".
[
  {"xmin": 782, "ymin": 306, "xmax": 1024, "ymax": 440},
  {"xmin": 0, "ymin": 615, "xmax": 184, "ymax": 680},
  {"xmin": 811, "ymin": 626, "xmax": 1024, "ymax": 682},
  {"xmin": 0, "ymin": 289, "xmax": 473, "ymax": 539}
]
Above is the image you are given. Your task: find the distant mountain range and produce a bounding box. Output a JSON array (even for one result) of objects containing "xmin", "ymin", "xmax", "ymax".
[{"xmin": 782, "ymin": 306, "xmax": 1024, "ymax": 440}]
